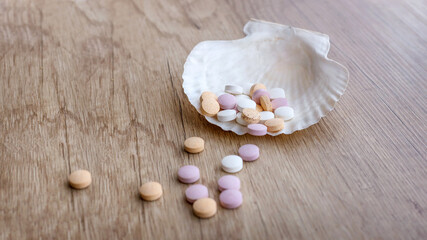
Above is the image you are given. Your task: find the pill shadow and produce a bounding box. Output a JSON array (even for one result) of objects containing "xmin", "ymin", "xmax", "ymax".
[
  {"xmin": 135, "ymin": 192, "xmax": 141, "ymax": 201},
  {"xmin": 64, "ymin": 180, "xmax": 72, "ymax": 190},
  {"xmin": 64, "ymin": 180, "xmax": 93, "ymax": 194},
  {"xmin": 136, "ymin": 192, "xmax": 166, "ymax": 206}
]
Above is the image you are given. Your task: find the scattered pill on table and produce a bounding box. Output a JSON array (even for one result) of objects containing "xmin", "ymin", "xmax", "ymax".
[
  {"xmin": 238, "ymin": 144, "xmax": 260, "ymax": 161},
  {"xmin": 185, "ymin": 184, "xmax": 209, "ymax": 203},
  {"xmin": 236, "ymin": 98, "xmax": 256, "ymax": 112},
  {"xmin": 249, "ymin": 83, "xmax": 266, "ymax": 97},
  {"xmin": 68, "ymin": 169, "xmax": 92, "ymax": 190},
  {"xmin": 200, "ymin": 91, "xmax": 217, "ymax": 102},
  {"xmin": 139, "ymin": 181, "xmax": 163, "ymax": 201},
  {"xmin": 247, "ymin": 124, "xmax": 267, "ymax": 136},
  {"xmin": 271, "ymin": 98, "xmax": 288, "ymax": 110},
  {"xmin": 217, "ymin": 93, "xmax": 236, "ymax": 110},
  {"xmin": 219, "ymin": 189, "xmax": 243, "ymax": 209},
  {"xmin": 221, "ymin": 155, "xmax": 243, "ymax": 173},
  {"xmin": 259, "ymin": 111, "xmax": 275, "ymax": 124},
  {"xmin": 274, "ymin": 106, "xmax": 294, "ymax": 121},
  {"xmin": 264, "ymin": 118, "xmax": 285, "ymax": 132},
  {"xmin": 260, "ymin": 95, "xmax": 273, "ymax": 112},
  {"xmin": 218, "ymin": 175, "xmax": 241, "ymax": 192},
  {"xmin": 225, "ymin": 84, "xmax": 243, "ymax": 95},
  {"xmin": 242, "ymin": 108, "xmax": 261, "ymax": 124},
  {"xmin": 184, "ymin": 137, "xmax": 205, "ymax": 153},
  {"xmin": 217, "ymin": 109, "xmax": 237, "ymax": 122},
  {"xmin": 178, "ymin": 165, "xmax": 200, "ymax": 183},
  {"xmin": 236, "ymin": 112, "xmax": 248, "ymax": 126},
  {"xmin": 201, "ymin": 98, "xmax": 220, "ymax": 117},
  {"xmin": 269, "ymin": 88, "xmax": 286, "ymax": 99},
  {"xmin": 193, "ymin": 198, "xmax": 217, "ymax": 218}
]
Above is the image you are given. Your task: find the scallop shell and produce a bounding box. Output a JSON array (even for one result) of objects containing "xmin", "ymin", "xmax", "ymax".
[{"xmin": 182, "ymin": 19, "xmax": 349, "ymax": 135}]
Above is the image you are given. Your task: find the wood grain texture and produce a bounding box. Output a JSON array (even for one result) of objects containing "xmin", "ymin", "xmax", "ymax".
[{"xmin": 0, "ymin": 0, "xmax": 426, "ymax": 239}]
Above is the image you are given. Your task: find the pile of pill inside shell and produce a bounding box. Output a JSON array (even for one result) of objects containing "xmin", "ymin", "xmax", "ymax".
[{"xmin": 199, "ymin": 83, "xmax": 295, "ymax": 136}]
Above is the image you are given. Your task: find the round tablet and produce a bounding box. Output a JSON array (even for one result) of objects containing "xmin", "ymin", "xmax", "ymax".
[
  {"xmin": 252, "ymin": 89, "xmax": 270, "ymax": 104},
  {"xmin": 193, "ymin": 198, "xmax": 217, "ymax": 218},
  {"xmin": 201, "ymin": 98, "xmax": 220, "ymax": 117},
  {"xmin": 236, "ymin": 98, "xmax": 256, "ymax": 112},
  {"xmin": 259, "ymin": 111, "xmax": 275, "ymax": 124},
  {"xmin": 218, "ymin": 175, "xmax": 241, "ymax": 192},
  {"xmin": 274, "ymin": 106, "xmax": 294, "ymax": 121},
  {"xmin": 200, "ymin": 91, "xmax": 217, "ymax": 102},
  {"xmin": 224, "ymin": 84, "xmax": 243, "ymax": 95},
  {"xmin": 249, "ymin": 83, "xmax": 266, "ymax": 97},
  {"xmin": 68, "ymin": 170, "xmax": 92, "ymax": 189},
  {"xmin": 217, "ymin": 93, "xmax": 236, "ymax": 110},
  {"xmin": 238, "ymin": 144, "xmax": 259, "ymax": 161},
  {"xmin": 271, "ymin": 98, "xmax": 288, "ymax": 110},
  {"xmin": 256, "ymin": 104, "xmax": 263, "ymax": 112},
  {"xmin": 219, "ymin": 190, "xmax": 243, "ymax": 209},
  {"xmin": 221, "ymin": 155, "xmax": 243, "ymax": 173},
  {"xmin": 139, "ymin": 182, "xmax": 163, "ymax": 201},
  {"xmin": 265, "ymin": 118, "xmax": 285, "ymax": 132},
  {"xmin": 241, "ymin": 108, "xmax": 260, "ymax": 124},
  {"xmin": 235, "ymin": 94, "xmax": 251, "ymax": 101},
  {"xmin": 236, "ymin": 112, "xmax": 248, "ymax": 126},
  {"xmin": 269, "ymin": 88, "xmax": 286, "ymax": 99},
  {"xmin": 260, "ymin": 95, "xmax": 273, "ymax": 111},
  {"xmin": 184, "ymin": 137, "xmax": 204, "ymax": 153},
  {"xmin": 185, "ymin": 184, "xmax": 209, "ymax": 203},
  {"xmin": 217, "ymin": 110, "xmax": 237, "ymax": 122},
  {"xmin": 178, "ymin": 165, "xmax": 200, "ymax": 183},
  {"xmin": 247, "ymin": 124, "xmax": 267, "ymax": 136}
]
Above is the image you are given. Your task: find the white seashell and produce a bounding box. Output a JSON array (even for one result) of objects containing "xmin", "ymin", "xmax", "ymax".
[
  {"xmin": 240, "ymin": 82, "xmax": 254, "ymax": 95},
  {"xmin": 182, "ymin": 19, "xmax": 349, "ymax": 135}
]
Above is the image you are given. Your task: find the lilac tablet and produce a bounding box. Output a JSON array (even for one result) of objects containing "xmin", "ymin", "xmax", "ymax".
[
  {"xmin": 185, "ymin": 184, "xmax": 209, "ymax": 203},
  {"xmin": 247, "ymin": 124, "xmax": 267, "ymax": 136},
  {"xmin": 219, "ymin": 189, "xmax": 243, "ymax": 209},
  {"xmin": 218, "ymin": 175, "xmax": 241, "ymax": 192},
  {"xmin": 218, "ymin": 93, "xmax": 237, "ymax": 110},
  {"xmin": 271, "ymin": 98, "xmax": 288, "ymax": 110},
  {"xmin": 238, "ymin": 144, "xmax": 259, "ymax": 161},
  {"xmin": 252, "ymin": 89, "xmax": 270, "ymax": 104},
  {"xmin": 178, "ymin": 165, "xmax": 200, "ymax": 183}
]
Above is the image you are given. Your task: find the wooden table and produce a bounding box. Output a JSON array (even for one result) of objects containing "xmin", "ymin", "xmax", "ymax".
[{"xmin": 1, "ymin": 0, "xmax": 426, "ymax": 239}]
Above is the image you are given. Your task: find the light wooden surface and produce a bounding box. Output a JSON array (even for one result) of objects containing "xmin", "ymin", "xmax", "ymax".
[{"xmin": 0, "ymin": 0, "xmax": 426, "ymax": 239}]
